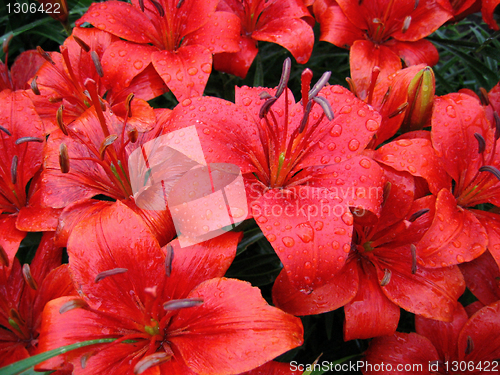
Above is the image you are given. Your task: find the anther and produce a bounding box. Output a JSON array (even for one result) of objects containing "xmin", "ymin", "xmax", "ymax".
[
  {"xmin": 138, "ymin": 0, "xmax": 145, "ymax": 11},
  {"xmin": 380, "ymin": 268, "xmax": 392, "ymax": 286},
  {"xmin": 465, "ymin": 335, "xmax": 474, "ymax": 355},
  {"xmin": 259, "ymin": 97, "xmax": 277, "ymax": 118},
  {"xmin": 494, "ymin": 111, "xmax": 500, "ymax": 140},
  {"xmin": 59, "ymin": 298, "xmax": 87, "ymax": 314},
  {"xmin": 128, "ymin": 128, "xmax": 138, "ymax": 143},
  {"xmin": 57, "ymin": 105, "xmax": 69, "ymax": 135},
  {"xmin": 22, "ymin": 264, "xmax": 38, "ymax": 290},
  {"xmin": 474, "ymin": 133, "xmax": 486, "ymax": 154},
  {"xmin": 91, "ymin": 51, "xmax": 104, "ymax": 77},
  {"xmin": 134, "ymin": 352, "xmax": 171, "ymax": 374},
  {"xmin": 37, "ymin": 46, "xmax": 55, "ymax": 65},
  {"xmin": 479, "ymin": 87, "xmax": 490, "ymax": 106},
  {"xmin": 99, "ymin": 134, "xmax": 118, "ymax": 159},
  {"xmin": 408, "ymin": 208, "xmax": 429, "ymax": 222},
  {"xmin": 165, "ymin": 243, "xmax": 174, "ymax": 277},
  {"xmin": 94, "ymin": 268, "xmax": 128, "ymax": 283},
  {"xmin": 401, "ymin": 16, "xmax": 411, "ymax": 33},
  {"xmin": 414, "ymin": 0, "xmax": 419, "ymax": 9},
  {"xmin": 126, "ymin": 93, "xmax": 134, "ymax": 118},
  {"xmin": 73, "ymin": 35, "xmax": 90, "ymax": 52},
  {"xmin": 31, "ymin": 76, "xmax": 40, "ymax": 95},
  {"xmin": 0, "ymin": 125, "xmax": 12, "ymax": 136},
  {"xmin": 59, "ymin": 143, "xmax": 70, "ymax": 173},
  {"xmin": 11, "ymin": 155, "xmax": 18, "ymax": 185},
  {"xmin": 176, "ymin": 0, "xmax": 185, "ymax": 8},
  {"xmin": 479, "ymin": 165, "xmax": 500, "ymax": 181},
  {"xmin": 163, "ymin": 298, "xmax": 204, "ymax": 311},
  {"xmin": 275, "ymin": 57, "xmax": 291, "ymax": 98},
  {"xmin": 308, "ymin": 71, "xmax": 331, "ymax": 99},
  {"xmin": 15, "ymin": 137, "xmax": 44, "ymax": 145},
  {"xmin": 410, "ymin": 244, "xmax": 417, "ymax": 274},
  {"xmin": 312, "ymin": 96, "xmax": 334, "ymax": 120},
  {"xmin": 382, "ymin": 181, "xmax": 392, "ymax": 207},
  {"xmin": 388, "ymin": 102, "xmax": 409, "ymax": 118},
  {"xmin": 299, "ymin": 100, "xmax": 314, "ymax": 133},
  {"xmin": 149, "ymin": 0, "xmax": 165, "ymax": 16}
]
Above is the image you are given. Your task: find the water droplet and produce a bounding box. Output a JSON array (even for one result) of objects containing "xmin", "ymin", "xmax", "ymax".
[
  {"xmin": 188, "ymin": 67, "xmax": 198, "ymax": 76},
  {"xmin": 314, "ymin": 221, "xmax": 324, "ymax": 231},
  {"xmin": 456, "ymin": 254, "xmax": 465, "ymax": 263},
  {"xmin": 334, "ymin": 227, "xmax": 346, "ymax": 235},
  {"xmin": 365, "ymin": 119, "xmax": 379, "ymax": 131},
  {"xmin": 357, "ymin": 109, "xmax": 366, "ymax": 117},
  {"xmin": 202, "ymin": 225, "xmax": 210, "ymax": 232},
  {"xmin": 229, "ymin": 207, "xmax": 245, "ymax": 218},
  {"xmin": 282, "ymin": 236, "xmax": 295, "ymax": 247},
  {"xmin": 205, "ymin": 209, "xmax": 212, "ymax": 219},
  {"xmin": 452, "ymin": 240, "xmax": 461, "ymax": 248},
  {"xmin": 396, "ymin": 139, "xmax": 413, "ymax": 147},
  {"xmin": 201, "ymin": 63, "xmax": 211, "ymax": 73},
  {"xmin": 342, "ymin": 212, "xmax": 353, "ymax": 225},
  {"xmin": 118, "ymin": 50, "xmax": 127, "ymax": 57},
  {"xmin": 339, "ymin": 105, "xmax": 352, "ymax": 114},
  {"xmin": 203, "ymin": 128, "xmax": 211, "ymax": 135},
  {"xmin": 267, "ymin": 233, "xmax": 276, "ymax": 242},
  {"xmin": 330, "ymin": 124, "xmax": 342, "ymax": 137},
  {"xmin": 321, "ymin": 156, "xmax": 330, "ymax": 164},
  {"xmin": 446, "ymin": 105, "xmax": 456, "ymax": 118},
  {"xmin": 133, "ymin": 60, "xmax": 143, "ymax": 70},
  {"xmin": 359, "ymin": 158, "xmax": 371, "ymax": 169},
  {"xmin": 304, "ymin": 261, "xmax": 312, "ymax": 269},
  {"xmin": 296, "ymin": 223, "xmax": 314, "ymax": 243},
  {"xmin": 408, "ymin": 166, "xmax": 417, "ymax": 173},
  {"xmin": 182, "ymin": 98, "xmax": 192, "ymax": 107},
  {"xmin": 348, "ymin": 139, "xmax": 360, "ymax": 151},
  {"xmin": 327, "ymin": 143, "xmax": 336, "ymax": 151}
]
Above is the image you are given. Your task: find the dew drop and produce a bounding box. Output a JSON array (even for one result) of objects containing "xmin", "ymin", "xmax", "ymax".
[
  {"xmin": 188, "ymin": 67, "xmax": 198, "ymax": 76},
  {"xmin": 446, "ymin": 105, "xmax": 456, "ymax": 118},
  {"xmin": 396, "ymin": 139, "xmax": 413, "ymax": 147},
  {"xmin": 203, "ymin": 128, "xmax": 211, "ymax": 135},
  {"xmin": 327, "ymin": 143, "xmax": 336, "ymax": 151},
  {"xmin": 330, "ymin": 124, "xmax": 342, "ymax": 137},
  {"xmin": 359, "ymin": 158, "xmax": 371, "ymax": 169},
  {"xmin": 242, "ymin": 97, "xmax": 252, "ymax": 106},
  {"xmin": 296, "ymin": 223, "xmax": 314, "ymax": 243},
  {"xmin": 321, "ymin": 156, "xmax": 330, "ymax": 164},
  {"xmin": 341, "ymin": 212, "xmax": 354, "ymax": 226},
  {"xmin": 201, "ymin": 63, "xmax": 211, "ymax": 73},
  {"xmin": 365, "ymin": 119, "xmax": 379, "ymax": 131},
  {"xmin": 282, "ymin": 236, "xmax": 295, "ymax": 247},
  {"xmin": 304, "ymin": 261, "xmax": 312, "ymax": 269},
  {"xmin": 118, "ymin": 50, "xmax": 127, "ymax": 57},
  {"xmin": 268, "ymin": 233, "xmax": 276, "ymax": 242},
  {"xmin": 133, "ymin": 60, "xmax": 143, "ymax": 70},
  {"xmin": 348, "ymin": 139, "xmax": 360, "ymax": 151},
  {"xmin": 202, "ymin": 225, "xmax": 210, "ymax": 232},
  {"xmin": 229, "ymin": 207, "xmax": 245, "ymax": 218},
  {"xmin": 314, "ymin": 221, "xmax": 324, "ymax": 231},
  {"xmin": 456, "ymin": 254, "xmax": 465, "ymax": 263},
  {"xmin": 182, "ymin": 98, "xmax": 192, "ymax": 107},
  {"xmin": 339, "ymin": 105, "xmax": 352, "ymax": 114}
]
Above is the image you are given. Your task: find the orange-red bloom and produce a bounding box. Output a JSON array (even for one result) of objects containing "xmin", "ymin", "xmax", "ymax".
[{"xmin": 37, "ymin": 202, "xmax": 303, "ymax": 375}]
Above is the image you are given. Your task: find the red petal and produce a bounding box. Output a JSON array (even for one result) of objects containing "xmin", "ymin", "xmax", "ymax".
[
  {"xmin": 152, "ymin": 45, "xmax": 212, "ymax": 101},
  {"xmin": 76, "ymin": 1, "xmax": 162, "ymax": 46},
  {"xmin": 315, "ymin": 1, "xmax": 365, "ymax": 48},
  {"xmin": 431, "ymin": 93, "xmax": 493, "ymax": 189},
  {"xmin": 349, "ymin": 40, "xmax": 402, "ymax": 101},
  {"xmin": 458, "ymin": 300, "xmax": 500, "ymax": 362},
  {"xmin": 183, "ymin": 11, "xmax": 241, "ymax": 54},
  {"xmin": 364, "ymin": 332, "xmax": 439, "ymax": 375},
  {"xmin": 377, "ymin": 244, "xmax": 465, "ymax": 322},
  {"xmin": 213, "ymin": 36, "xmax": 259, "ymax": 79},
  {"xmin": 0, "ymin": 338, "xmax": 30, "ymax": 368},
  {"xmin": 10, "ymin": 50, "xmax": 46, "ymax": 91},
  {"xmin": 67, "ymin": 201, "xmax": 165, "ymax": 321},
  {"xmin": 110, "ymin": 97, "xmax": 156, "ymax": 133},
  {"xmin": 470, "ymin": 209, "xmax": 500, "ymax": 268},
  {"xmin": 253, "ymin": 18, "xmax": 314, "ymax": 64},
  {"xmin": 160, "ymin": 232, "xmax": 241, "ymax": 301},
  {"xmin": 101, "ymin": 40, "xmax": 156, "ymax": 94},
  {"xmin": 459, "ymin": 251, "xmax": 500, "ymax": 306},
  {"xmin": 483, "ymin": 0, "xmax": 500, "ymax": 30},
  {"xmin": 343, "ymin": 260, "xmax": 400, "ymax": 340},
  {"xmin": 37, "ymin": 296, "xmax": 148, "ymax": 373},
  {"xmin": 252, "ymin": 185, "xmax": 354, "ymax": 293},
  {"xmin": 272, "ymin": 258, "xmax": 358, "ymax": 315},
  {"xmin": 374, "ymin": 136, "xmax": 452, "ymax": 195},
  {"xmin": 295, "ymin": 85, "xmax": 383, "ymax": 168},
  {"xmin": 17, "ymin": 185, "xmax": 61, "ymax": 232},
  {"xmin": 112, "ymin": 65, "xmax": 168, "ymax": 103},
  {"xmin": 0, "ymin": 215, "xmax": 26, "ymax": 277},
  {"xmin": 389, "ymin": 39, "xmax": 440, "ymax": 66},
  {"xmin": 169, "ymin": 278, "xmax": 303, "ymax": 374},
  {"xmin": 416, "ymin": 189, "xmax": 487, "ymax": 267}
]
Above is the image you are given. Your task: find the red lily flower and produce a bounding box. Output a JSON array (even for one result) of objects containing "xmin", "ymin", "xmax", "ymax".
[
  {"xmin": 0, "ymin": 89, "xmax": 61, "ymax": 275},
  {"xmin": 164, "ymin": 61, "xmax": 385, "ymax": 293},
  {"xmin": 0, "ymin": 233, "xmax": 75, "ymax": 368},
  {"xmin": 76, "ymin": 0, "xmax": 241, "ymax": 101},
  {"xmin": 37, "ymin": 202, "xmax": 303, "ymax": 374},
  {"xmin": 37, "ymin": 92, "xmax": 176, "ymax": 246},
  {"xmin": 1, "ymin": 47, "xmax": 46, "ymax": 93},
  {"xmin": 273, "ymin": 169, "xmax": 465, "ymax": 341},
  {"xmin": 313, "ymin": 0, "xmax": 452, "ymax": 100},
  {"xmin": 375, "ymin": 94, "xmax": 500, "ymax": 268},
  {"xmin": 32, "ymin": 27, "xmax": 166, "ymax": 133},
  {"xmin": 213, "ymin": 0, "xmax": 315, "ymax": 78},
  {"xmin": 482, "ymin": 0, "xmax": 500, "ymax": 30},
  {"xmin": 364, "ymin": 301, "xmax": 500, "ymax": 374},
  {"xmin": 460, "ymin": 250, "xmax": 500, "ymax": 306}
]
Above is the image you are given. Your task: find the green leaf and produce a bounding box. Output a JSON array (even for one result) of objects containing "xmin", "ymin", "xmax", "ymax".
[{"xmin": 2, "ymin": 338, "xmax": 116, "ymax": 375}]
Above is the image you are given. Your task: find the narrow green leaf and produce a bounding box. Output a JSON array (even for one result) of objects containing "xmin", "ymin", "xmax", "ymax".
[{"xmin": 2, "ymin": 338, "xmax": 116, "ymax": 375}]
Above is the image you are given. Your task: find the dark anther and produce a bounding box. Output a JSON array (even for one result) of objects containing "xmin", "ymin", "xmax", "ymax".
[
  {"xmin": 37, "ymin": 46, "xmax": 55, "ymax": 65},
  {"xmin": 138, "ymin": 0, "xmax": 144, "ymax": 11},
  {"xmin": 299, "ymin": 100, "xmax": 314, "ymax": 133},
  {"xmin": 177, "ymin": 0, "xmax": 185, "ymax": 8},
  {"xmin": 11, "ymin": 155, "xmax": 18, "ymax": 185},
  {"xmin": 479, "ymin": 165, "xmax": 500, "ymax": 181},
  {"xmin": 0, "ymin": 245, "xmax": 9, "ymax": 267},
  {"xmin": 59, "ymin": 143, "xmax": 70, "ymax": 173},
  {"xmin": 259, "ymin": 97, "xmax": 277, "ymax": 119},
  {"xmin": 465, "ymin": 335, "xmax": 474, "ymax": 355},
  {"xmin": 410, "ymin": 244, "xmax": 417, "ymax": 274},
  {"xmin": 380, "ymin": 268, "xmax": 392, "ymax": 286},
  {"xmin": 94, "ymin": 268, "xmax": 128, "ymax": 283},
  {"xmin": 308, "ymin": 71, "xmax": 331, "ymax": 99},
  {"xmin": 163, "ymin": 298, "xmax": 204, "ymax": 311},
  {"xmin": 99, "ymin": 134, "xmax": 119, "ymax": 160},
  {"xmin": 0, "ymin": 125, "xmax": 12, "ymax": 136},
  {"xmin": 414, "ymin": 0, "xmax": 419, "ymax": 9},
  {"xmin": 165, "ymin": 243, "xmax": 174, "ymax": 277},
  {"xmin": 149, "ymin": 0, "xmax": 165, "ymax": 16},
  {"xmin": 388, "ymin": 102, "xmax": 409, "ymax": 118},
  {"xmin": 91, "ymin": 51, "xmax": 104, "ymax": 78},
  {"xmin": 57, "ymin": 105, "xmax": 69, "ymax": 136},
  {"xmin": 15, "ymin": 137, "xmax": 44, "ymax": 145},
  {"xmin": 59, "ymin": 298, "xmax": 87, "ymax": 314},
  {"xmin": 474, "ymin": 133, "xmax": 486, "ymax": 154},
  {"xmin": 312, "ymin": 96, "xmax": 334, "ymax": 120},
  {"xmin": 22, "ymin": 264, "xmax": 38, "ymax": 290},
  {"xmin": 494, "ymin": 111, "xmax": 500, "ymax": 140},
  {"xmin": 275, "ymin": 57, "xmax": 291, "ymax": 98},
  {"xmin": 409, "ymin": 208, "xmax": 429, "ymax": 222},
  {"xmin": 73, "ymin": 35, "xmax": 90, "ymax": 52},
  {"xmin": 31, "ymin": 76, "xmax": 40, "ymax": 95},
  {"xmin": 479, "ymin": 87, "xmax": 490, "ymax": 106}
]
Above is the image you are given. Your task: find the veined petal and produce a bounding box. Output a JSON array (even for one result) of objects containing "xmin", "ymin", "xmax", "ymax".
[
  {"xmin": 253, "ymin": 18, "xmax": 314, "ymax": 64},
  {"xmin": 459, "ymin": 251, "xmax": 500, "ymax": 306},
  {"xmin": 471, "ymin": 209, "xmax": 500, "ymax": 269},
  {"xmin": 183, "ymin": 11, "xmax": 241, "ymax": 54},
  {"xmin": 458, "ymin": 300, "xmax": 500, "ymax": 362},
  {"xmin": 416, "ymin": 189, "xmax": 488, "ymax": 267},
  {"xmin": 415, "ymin": 303, "xmax": 468, "ymax": 361},
  {"xmin": 160, "ymin": 232, "xmax": 241, "ymax": 302},
  {"xmin": 343, "ymin": 260, "xmax": 400, "ymax": 341},
  {"xmin": 272, "ymin": 258, "xmax": 358, "ymax": 315},
  {"xmin": 349, "ymin": 40, "xmax": 402, "ymax": 101},
  {"xmin": 213, "ymin": 36, "xmax": 258, "ymax": 79},
  {"xmin": 364, "ymin": 332, "xmax": 439, "ymax": 375},
  {"xmin": 169, "ymin": 278, "xmax": 303, "ymax": 375},
  {"xmin": 76, "ymin": 1, "xmax": 162, "ymax": 46},
  {"xmin": 252, "ymin": 186, "xmax": 354, "ymax": 293},
  {"xmin": 377, "ymin": 245, "xmax": 465, "ymax": 322},
  {"xmin": 152, "ymin": 46, "xmax": 212, "ymax": 101},
  {"xmin": 67, "ymin": 201, "xmax": 165, "ymax": 321},
  {"xmin": 389, "ymin": 39, "xmax": 440, "ymax": 67},
  {"xmin": 10, "ymin": 50, "xmax": 46, "ymax": 91}
]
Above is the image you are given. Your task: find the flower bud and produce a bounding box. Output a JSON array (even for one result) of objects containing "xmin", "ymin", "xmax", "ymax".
[{"xmin": 402, "ymin": 66, "xmax": 435, "ymax": 132}]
